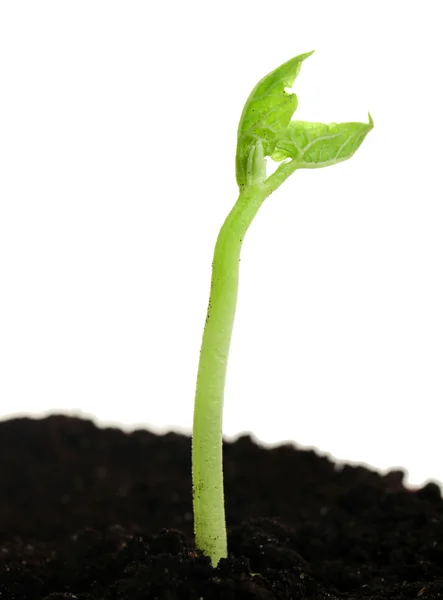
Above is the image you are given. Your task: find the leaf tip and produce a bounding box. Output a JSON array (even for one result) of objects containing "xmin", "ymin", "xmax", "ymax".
[
  {"xmin": 368, "ymin": 112, "xmax": 374, "ymax": 128},
  {"xmin": 295, "ymin": 50, "xmax": 315, "ymax": 63}
]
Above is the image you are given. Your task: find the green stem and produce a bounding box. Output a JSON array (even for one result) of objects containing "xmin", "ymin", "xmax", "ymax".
[{"xmin": 191, "ymin": 160, "xmax": 298, "ymax": 566}]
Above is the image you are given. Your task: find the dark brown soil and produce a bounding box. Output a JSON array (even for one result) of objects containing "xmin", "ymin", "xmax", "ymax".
[{"xmin": 0, "ymin": 415, "xmax": 442, "ymax": 599}]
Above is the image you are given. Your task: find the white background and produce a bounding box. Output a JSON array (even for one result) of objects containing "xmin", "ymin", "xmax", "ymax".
[{"xmin": 1, "ymin": 2, "xmax": 442, "ymax": 487}]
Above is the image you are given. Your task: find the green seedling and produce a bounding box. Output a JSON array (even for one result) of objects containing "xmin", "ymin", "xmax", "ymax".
[{"xmin": 191, "ymin": 51, "xmax": 373, "ymax": 567}]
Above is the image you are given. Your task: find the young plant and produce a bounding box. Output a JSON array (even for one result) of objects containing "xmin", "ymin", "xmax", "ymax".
[{"xmin": 191, "ymin": 51, "xmax": 373, "ymax": 567}]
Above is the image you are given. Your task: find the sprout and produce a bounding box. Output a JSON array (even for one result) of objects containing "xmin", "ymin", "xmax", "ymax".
[{"xmin": 191, "ymin": 51, "xmax": 373, "ymax": 567}]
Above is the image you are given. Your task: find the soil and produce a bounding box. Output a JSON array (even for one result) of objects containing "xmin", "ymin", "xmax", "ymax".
[{"xmin": 0, "ymin": 415, "xmax": 442, "ymax": 599}]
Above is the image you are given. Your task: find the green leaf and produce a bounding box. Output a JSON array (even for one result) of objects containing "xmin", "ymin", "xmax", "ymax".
[
  {"xmin": 271, "ymin": 114, "xmax": 374, "ymax": 168},
  {"xmin": 236, "ymin": 51, "xmax": 314, "ymax": 189}
]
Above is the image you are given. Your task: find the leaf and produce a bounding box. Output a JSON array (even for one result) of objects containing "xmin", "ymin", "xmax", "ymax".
[
  {"xmin": 271, "ymin": 114, "xmax": 374, "ymax": 168},
  {"xmin": 236, "ymin": 51, "xmax": 314, "ymax": 189}
]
